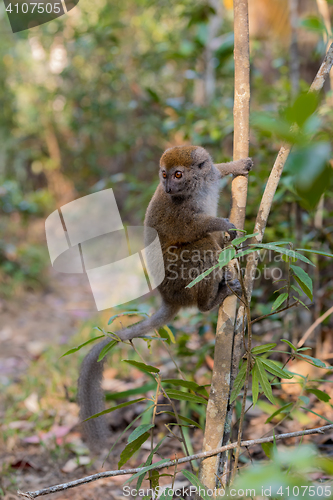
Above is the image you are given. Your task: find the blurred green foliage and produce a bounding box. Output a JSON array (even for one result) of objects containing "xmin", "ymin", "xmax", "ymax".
[
  {"xmin": 0, "ymin": 3, "xmax": 333, "ymax": 493},
  {"xmin": 0, "ymin": 0, "xmax": 332, "ymax": 304}
]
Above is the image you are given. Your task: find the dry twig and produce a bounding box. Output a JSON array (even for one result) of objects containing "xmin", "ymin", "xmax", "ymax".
[{"xmin": 18, "ymin": 424, "xmax": 333, "ymax": 498}]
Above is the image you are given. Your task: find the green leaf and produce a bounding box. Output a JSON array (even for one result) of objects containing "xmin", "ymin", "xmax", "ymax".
[
  {"xmin": 162, "ymin": 412, "xmax": 203, "ymax": 429},
  {"xmin": 128, "ymin": 424, "xmax": 154, "ymax": 443},
  {"xmin": 182, "ymin": 471, "xmax": 210, "ymax": 500},
  {"xmin": 281, "ymin": 253, "xmax": 297, "ymax": 263},
  {"xmin": 106, "ymin": 382, "xmax": 157, "ymax": 401},
  {"xmin": 108, "ymin": 311, "xmax": 148, "ymax": 325},
  {"xmin": 293, "ymin": 297, "xmax": 309, "ymax": 310},
  {"xmin": 149, "ymin": 469, "xmax": 159, "ymax": 491},
  {"xmin": 218, "ymin": 246, "xmax": 236, "ymax": 267},
  {"xmin": 118, "ymin": 432, "xmax": 150, "ymax": 468},
  {"xmin": 136, "ymin": 437, "xmax": 167, "ymax": 490},
  {"xmin": 158, "ymin": 488, "xmax": 174, "ymax": 500},
  {"xmin": 232, "ymin": 232, "xmax": 259, "ymax": 246},
  {"xmin": 300, "ymin": 407, "xmax": 333, "ymax": 424},
  {"xmin": 61, "ymin": 335, "xmax": 105, "ymax": 357},
  {"xmin": 252, "ymin": 363, "xmax": 259, "ymax": 407},
  {"xmin": 249, "ymin": 244, "xmax": 315, "ymax": 267},
  {"xmin": 232, "ymin": 237, "xmax": 248, "ymax": 246},
  {"xmin": 256, "ymin": 359, "xmax": 275, "ymax": 404},
  {"xmin": 291, "ymin": 285, "xmax": 301, "ymax": 295},
  {"xmin": 165, "ymin": 389, "xmax": 207, "ymax": 405},
  {"xmin": 159, "ymin": 325, "xmax": 176, "ymax": 344},
  {"xmin": 261, "ymin": 442, "xmax": 274, "ymax": 458},
  {"xmin": 296, "ymin": 248, "xmax": 333, "ymax": 259},
  {"xmin": 195, "ymin": 385, "xmax": 210, "ymax": 397},
  {"xmin": 163, "ymin": 378, "xmax": 209, "ymax": 396},
  {"xmin": 270, "ymin": 241, "xmax": 292, "ymax": 246},
  {"xmin": 265, "ymin": 402, "xmax": 293, "ymax": 423},
  {"xmin": 286, "ymin": 143, "xmax": 332, "ymax": 210},
  {"xmin": 251, "ymin": 343, "xmax": 277, "ymax": 355},
  {"xmin": 293, "ymin": 277, "xmax": 312, "ymax": 301},
  {"xmin": 281, "ymin": 339, "xmax": 297, "ymax": 351},
  {"xmin": 306, "ymin": 388, "xmax": 331, "ymax": 402},
  {"xmin": 83, "ymin": 398, "xmax": 146, "ymax": 421},
  {"xmin": 185, "ymin": 264, "xmax": 219, "ymax": 289},
  {"xmin": 284, "ymin": 92, "xmax": 319, "ymax": 127},
  {"xmin": 235, "ymin": 248, "xmax": 259, "ymax": 259},
  {"xmin": 98, "ymin": 340, "xmax": 118, "ymax": 362},
  {"xmin": 106, "ymin": 405, "xmax": 154, "ymax": 459},
  {"xmin": 123, "ymin": 459, "xmax": 170, "ymax": 484},
  {"xmin": 252, "ymin": 113, "xmax": 300, "ymax": 143},
  {"xmin": 291, "ymin": 265, "xmax": 313, "ymax": 301},
  {"xmin": 295, "ymin": 354, "xmax": 330, "ymax": 369},
  {"xmin": 230, "ymin": 362, "xmax": 247, "ymax": 403},
  {"xmin": 299, "ymin": 15, "xmax": 326, "ymax": 34},
  {"xmin": 271, "ymin": 293, "xmax": 288, "ymax": 311},
  {"xmin": 163, "ymin": 379, "xmax": 200, "ymax": 390},
  {"xmin": 299, "ymin": 395, "xmax": 310, "ymax": 406},
  {"xmin": 260, "ymin": 358, "xmax": 293, "ymax": 379},
  {"xmin": 123, "ymin": 360, "xmax": 160, "ymax": 374}
]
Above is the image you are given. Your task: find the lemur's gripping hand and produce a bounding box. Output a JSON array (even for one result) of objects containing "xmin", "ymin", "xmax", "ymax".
[
  {"xmin": 234, "ymin": 157, "xmax": 253, "ymax": 176},
  {"xmin": 224, "ymin": 219, "xmax": 237, "ymax": 241}
]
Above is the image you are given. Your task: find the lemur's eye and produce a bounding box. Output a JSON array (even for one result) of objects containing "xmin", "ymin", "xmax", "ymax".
[
  {"xmin": 175, "ymin": 171, "xmax": 182, "ymax": 179},
  {"xmin": 162, "ymin": 171, "xmax": 167, "ymax": 178},
  {"xmin": 198, "ymin": 161, "xmax": 205, "ymax": 168}
]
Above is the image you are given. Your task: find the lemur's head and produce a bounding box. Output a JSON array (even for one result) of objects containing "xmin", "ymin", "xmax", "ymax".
[{"xmin": 159, "ymin": 145, "xmax": 213, "ymax": 196}]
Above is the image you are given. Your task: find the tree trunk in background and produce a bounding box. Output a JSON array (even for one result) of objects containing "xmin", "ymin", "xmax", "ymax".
[
  {"xmin": 193, "ymin": 0, "xmax": 224, "ymax": 105},
  {"xmin": 44, "ymin": 122, "xmax": 76, "ymax": 206},
  {"xmin": 289, "ymin": 0, "xmax": 300, "ymax": 96}
]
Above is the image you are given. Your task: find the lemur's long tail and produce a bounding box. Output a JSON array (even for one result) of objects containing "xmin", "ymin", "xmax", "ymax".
[{"xmin": 77, "ymin": 303, "xmax": 179, "ymax": 449}]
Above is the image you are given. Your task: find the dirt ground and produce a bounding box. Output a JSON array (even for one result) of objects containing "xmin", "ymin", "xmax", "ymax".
[
  {"xmin": 1, "ymin": 265, "xmax": 333, "ymax": 499},
  {"xmin": 0, "ymin": 270, "xmax": 137, "ymax": 499},
  {"xmin": 0, "ymin": 268, "xmax": 204, "ymax": 499}
]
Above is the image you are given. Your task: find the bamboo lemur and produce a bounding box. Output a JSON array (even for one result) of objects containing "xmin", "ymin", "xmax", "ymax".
[{"xmin": 78, "ymin": 145, "xmax": 253, "ymax": 448}]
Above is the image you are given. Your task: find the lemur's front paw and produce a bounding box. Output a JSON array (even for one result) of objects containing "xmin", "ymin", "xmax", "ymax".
[
  {"xmin": 226, "ymin": 279, "xmax": 242, "ymax": 297},
  {"xmin": 236, "ymin": 157, "xmax": 253, "ymax": 175},
  {"xmin": 225, "ymin": 220, "xmax": 237, "ymax": 241}
]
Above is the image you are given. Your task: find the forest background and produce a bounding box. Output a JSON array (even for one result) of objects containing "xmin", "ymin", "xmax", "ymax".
[{"xmin": 1, "ymin": 0, "xmax": 333, "ymax": 498}]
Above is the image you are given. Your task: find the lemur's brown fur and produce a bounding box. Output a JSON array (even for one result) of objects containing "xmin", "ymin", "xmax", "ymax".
[
  {"xmin": 160, "ymin": 145, "xmax": 198, "ymax": 169},
  {"xmin": 78, "ymin": 145, "xmax": 253, "ymax": 449}
]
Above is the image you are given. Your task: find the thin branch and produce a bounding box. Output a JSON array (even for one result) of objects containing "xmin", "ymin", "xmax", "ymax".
[
  {"xmin": 221, "ymin": 41, "xmax": 333, "ymax": 485},
  {"xmin": 234, "ymin": 42, "xmax": 333, "ymax": 357},
  {"xmin": 198, "ymin": 0, "xmax": 250, "ymax": 488},
  {"xmin": 250, "ymin": 301, "xmax": 300, "ymax": 325},
  {"xmin": 18, "ymin": 424, "xmax": 333, "ymax": 498},
  {"xmin": 227, "ymin": 46, "xmax": 333, "ymax": 434},
  {"xmin": 231, "ymin": 288, "xmax": 252, "ymax": 482},
  {"xmin": 298, "ymin": 304, "xmax": 333, "ymax": 347}
]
